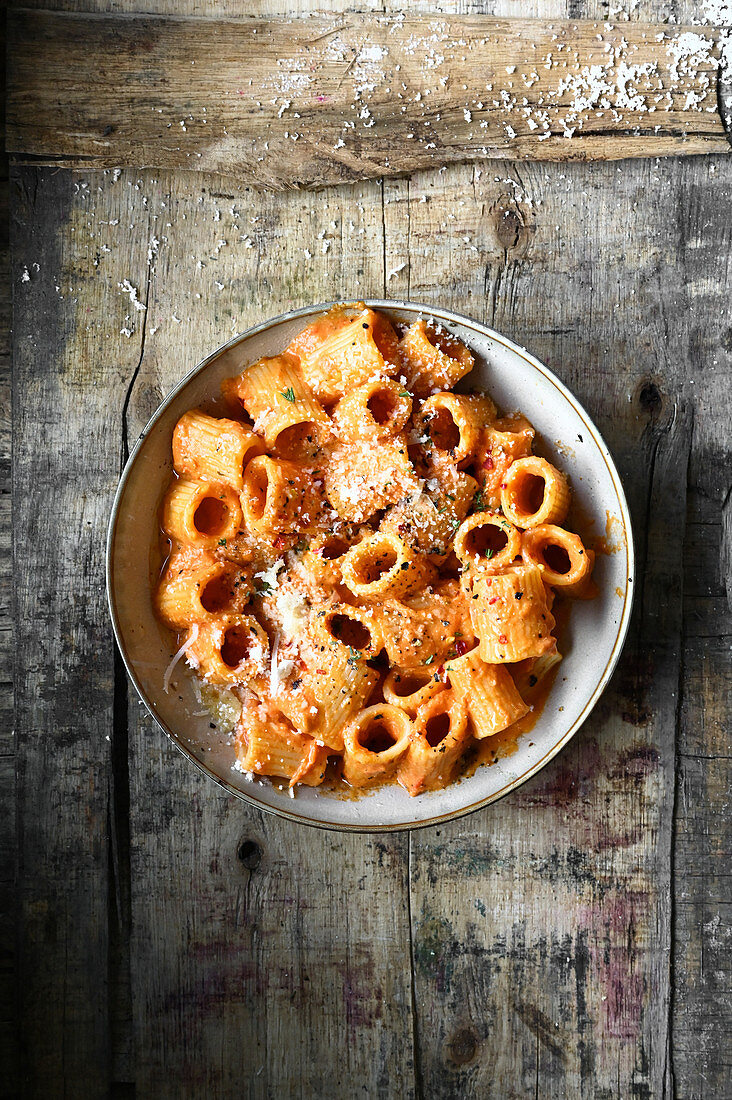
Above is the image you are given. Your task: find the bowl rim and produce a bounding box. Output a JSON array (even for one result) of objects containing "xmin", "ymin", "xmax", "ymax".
[{"xmin": 106, "ymin": 298, "xmax": 635, "ymax": 832}]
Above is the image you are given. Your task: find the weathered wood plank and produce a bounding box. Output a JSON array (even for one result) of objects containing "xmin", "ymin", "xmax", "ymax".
[
  {"xmin": 0, "ymin": 4, "xmax": 17, "ymax": 1084},
  {"xmin": 11, "ymin": 166, "xmax": 149, "ymax": 1097},
  {"xmin": 675, "ymin": 635, "xmax": 732, "ymax": 1100},
  {"xmin": 671, "ymin": 151, "xmax": 732, "ymax": 1100},
  {"xmin": 395, "ymin": 153, "xmax": 719, "ymax": 1097},
  {"xmin": 6, "ymin": 10, "xmax": 731, "ymax": 187},
  {"xmin": 107, "ymin": 167, "xmax": 418, "ymax": 1096}
]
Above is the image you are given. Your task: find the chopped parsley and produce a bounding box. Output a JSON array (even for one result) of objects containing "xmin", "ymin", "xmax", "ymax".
[
  {"xmin": 280, "ymin": 386, "xmax": 296, "ymax": 403},
  {"xmin": 218, "ymin": 538, "xmax": 227, "ymax": 546}
]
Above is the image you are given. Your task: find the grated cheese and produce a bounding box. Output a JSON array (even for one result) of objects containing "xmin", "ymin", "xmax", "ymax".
[{"xmin": 163, "ymin": 625, "xmax": 199, "ymax": 695}]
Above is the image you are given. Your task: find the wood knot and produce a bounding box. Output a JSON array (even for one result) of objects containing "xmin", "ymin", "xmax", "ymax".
[
  {"xmin": 487, "ymin": 195, "xmax": 532, "ymax": 259},
  {"xmin": 237, "ymin": 839, "xmax": 262, "ymax": 870},
  {"xmin": 636, "ymin": 379, "xmax": 663, "ymax": 418},
  {"xmin": 445, "ymin": 1026, "xmax": 479, "ymax": 1067},
  {"xmin": 496, "ymin": 205, "xmax": 524, "ymax": 251}
]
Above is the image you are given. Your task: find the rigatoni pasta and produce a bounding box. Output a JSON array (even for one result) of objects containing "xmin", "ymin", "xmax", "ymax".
[{"xmin": 153, "ymin": 303, "xmax": 597, "ymax": 799}]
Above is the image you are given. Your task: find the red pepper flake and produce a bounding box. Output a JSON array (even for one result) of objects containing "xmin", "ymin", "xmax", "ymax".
[
  {"xmin": 489, "ymin": 597, "xmax": 498, "ymax": 604},
  {"xmin": 316, "ymin": 669, "xmax": 325, "ymax": 674},
  {"xmin": 498, "ymin": 634, "xmax": 508, "ymax": 644},
  {"xmin": 485, "ymin": 578, "xmax": 492, "ymax": 586},
  {"xmin": 437, "ymin": 664, "xmax": 445, "ymax": 678},
  {"xmin": 482, "ymin": 455, "xmax": 494, "ymax": 470},
  {"xmin": 500, "ymin": 483, "xmax": 507, "ymax": 489},
  {"xmin": 455, "ymin": 640, "xmax": 470, "ymax": 656}
]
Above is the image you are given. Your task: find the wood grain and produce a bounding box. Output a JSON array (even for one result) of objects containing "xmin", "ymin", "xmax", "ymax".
[
  {"xmin": 0, "ymin": 2, "xmax": 17, "ymax": 1083},
  {"xmin": 6, "ymin": 9, "xmax": 731, "ymax": 189},
  {"xmin": 11, "ymin": 166, "xmax": 153, "ymax": 1096}
]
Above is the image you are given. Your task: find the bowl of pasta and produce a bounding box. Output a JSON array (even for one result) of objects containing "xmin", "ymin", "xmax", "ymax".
[{"xmin": 107, "ymin": 301, "xmax": 634, "ymax": 830}]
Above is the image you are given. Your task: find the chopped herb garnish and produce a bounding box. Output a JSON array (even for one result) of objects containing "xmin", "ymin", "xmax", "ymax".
[
  {"xmin": 280, "ymin": 386, "xmax": 296, "ymax": 403},
  {"xmin": 424, "ymin": 655, "xmax": 434, "ymax": 665},
  {"xmin": 218, "ymin": 538, "xmax": 227, "ymax": 546},
  {"xmin": 484, "ymin": 548, "xmax": 494, "ymax": 559},
  {"xmin": 515, "ymin": 591, "xmax": 523, "ymax": 600}
]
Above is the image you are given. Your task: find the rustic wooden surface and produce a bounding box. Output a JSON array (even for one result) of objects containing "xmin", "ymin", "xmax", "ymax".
[
  {"xmin": 7, "ymin": 10, "xmax": 732, "ymax": 187},
  {"xmin": 5, "ymin": 0, "xmax": 731, "ymax": 1097}
]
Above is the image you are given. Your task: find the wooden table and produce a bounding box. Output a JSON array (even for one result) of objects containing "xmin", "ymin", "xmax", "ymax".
[{"xmin": 3, "ymin": 0, "xmax": 730, "ymax": 1096}]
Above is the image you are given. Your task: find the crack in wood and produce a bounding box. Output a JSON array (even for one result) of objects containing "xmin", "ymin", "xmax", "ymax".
[
  {"xmin": 108, "ymin": 257, "xmax": 153, "ymax": 1088},
  {"xmin": 406, "ymin": 838, "xmax": 423, "ymax": 1100}
]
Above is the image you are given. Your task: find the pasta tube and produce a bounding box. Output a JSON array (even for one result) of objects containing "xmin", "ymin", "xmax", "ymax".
[
  {"xmin": 297, "ymin": 532, "xmax": 354, "ymax": 591},
  {"xmin": 296, "ymin": 308, "xmax": 401, "ymax": 404},
  {"xmin": 333, "ymin": 378, "xmax": 412, "ymax": 440},
  {"xmin": 380, "ymin": 469, "xmax": 477, "ymax": 561},
  {"xmin": 415, "ymin": 392, "xmax": 496, "ymax": 468},
  {"xmin": 500, "ymin": 457, "xmax": 570, "ymax": 528},
  {"xmin": 303, "ymin": 649, "xmax": 379, "ymax": 751},
  {"xmin": 520, "ymin": 524, "xmax": 593, "ymax": 589},
  {"xmin": 397, "ymin": 690, "xmax": 471, "ymax": 796},
  {"xmin": 399, "ymin": 320, "xmax": 475, "ymax": 397},
  {"xmin": 373, "ymin": 580, "xmax": 473, "ymax": 668},
  {"xmin": 300, "ymin": 603, "xmax": 383, "ymax": 749},
  {"xmin": 445, "ymin": 646, "xmax": 529, "ymax": 738},
  {"xmin": 512, "ymin": 646, "xmax": 563, "ymax": 698},
  {"xmin": 236, "ymin": 707, "xmax": 328, "ymax": 786},
  {"xmin": 473, "ymin": 416, "xmax": 535, "ymax": 508},
  {"xmin": 468, "ymin": 563, "xmax": 556, "ymax": 663},
  {"xmin": 156, "ymin": 549, "xmax": 252, "ymax": 629},
  {"xmin": 342, "ymin": 705, "xmax": 412, "ymax": 787},
  {"xmin": 241, "ymin": 455, "xmax": 321, "ymax": 540},
  {"xmin": 320, "ymin": 603, "xmax": 383, "ymax": 657},
  {"xmin": 325, "ymin": 436, "xmax": 420, "ymax": 524},
  {"xmin": 172, "ymin": 410, "xmax": 264, "ymax": 491},
  {"xmin": 185, "ymin": 615, "xmax": 269, "ymax": 685},
  {"xmin": 454, "ymin": 511, "xmax": 521, "ymax": 571},
  {"xmin": 222, "ymin": 353, "xmax": 331, "ymax": 459},
  {"xmin": 162, "ymin": 478, "xmax": 243, "ymax": 548},
  {"xmin": 341, "ymin": 532, "xmax": 436, "ymax": 601},
  {"xmin": 383, "ymin": 667, "xmax": 447, "ymax": 716}
]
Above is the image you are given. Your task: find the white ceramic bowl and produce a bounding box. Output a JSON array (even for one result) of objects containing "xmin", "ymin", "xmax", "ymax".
[{"xmin": 107, "ymin": 301, "xmax": 634, "ymax": 831}]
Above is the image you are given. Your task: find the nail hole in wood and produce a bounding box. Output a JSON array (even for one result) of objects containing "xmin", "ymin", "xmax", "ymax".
[{"xmin": 237, "ymin": 839, "xmax": 262, "ymax": 870}]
